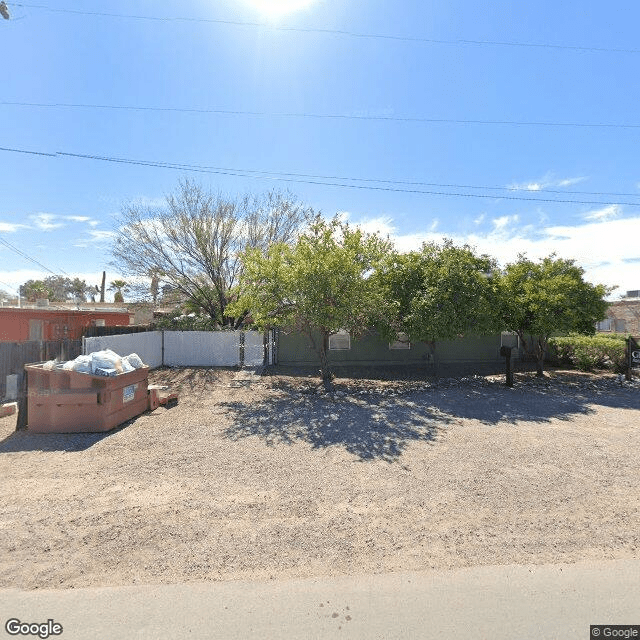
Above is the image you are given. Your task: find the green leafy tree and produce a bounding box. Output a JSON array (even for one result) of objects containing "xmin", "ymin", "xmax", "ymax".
[
  {"xmin": 374, "ymin": 240, "xmax": 501, "ymax": 366},
  {"xmin": 68, "ymin": 277, "xmax": 92, "ymax": 302},
  {"xmin": 228, "ymin": 216, "xmax": 393, "ymax": 389},
  {"xmin": 498, "ymin": 254, "xmax": 611, "ymax": 376},
  {"xmin": 109, "ymin": 279, "xmax": 129, "ymax": 303},
  {"xmin": 20, "ymin": 279, "xmax": 54, "ymax": 302},
  {"xmin": 20, "ymin": 276, "xmax": 92, "ymax": 302}
]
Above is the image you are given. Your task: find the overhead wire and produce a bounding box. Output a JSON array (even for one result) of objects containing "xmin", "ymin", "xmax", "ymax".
[
  {"xmin": 0, "ymin": 236, "xmax": 94, "ymax": 309},
  {"xmin": 2, "ymin": 145, "xmax": 640, "ymax": 207},
  {"xmin": 11, "ymin": 3, "xmax": 640, "ymax": 54},
  {"xmin": 3, "ymin": 100, "xmax": 640, "ymax": 131}
]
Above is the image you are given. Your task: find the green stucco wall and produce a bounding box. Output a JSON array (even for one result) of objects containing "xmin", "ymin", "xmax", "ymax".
[{"xmin": 277, "ymin": 330, "xmax": 512, "ymax": 369}]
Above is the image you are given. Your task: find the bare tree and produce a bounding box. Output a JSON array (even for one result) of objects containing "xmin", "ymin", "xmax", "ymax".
[{"xmin": 111, "ymin": 179, "xmax": 315, "ymax": 327}]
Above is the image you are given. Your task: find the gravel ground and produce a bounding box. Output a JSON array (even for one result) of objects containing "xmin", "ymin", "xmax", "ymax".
[{"xmin": 0, "ymin": 366, "xmax": 638, "ymax": 590}]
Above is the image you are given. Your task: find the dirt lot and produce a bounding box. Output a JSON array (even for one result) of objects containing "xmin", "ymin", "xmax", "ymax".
[{"xmin": 0, "ymin": 367, "xmax": 638, "ymax": 590}]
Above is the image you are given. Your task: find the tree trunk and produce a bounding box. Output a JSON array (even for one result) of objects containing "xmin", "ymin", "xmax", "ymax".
[
  {"xmin": 100, "ymin": 271, "xmax": 106, "ymax": 303},
  {"xmin": 318, "ymin": 330, "xmax": 335, "ymax": 391},
  {"xmin": 307, "ymin": 328, "xmax": 334, "ymax": 391},
  {"xmin": 535, "ymin": 338, "xmax": 546, "ymax": 377}
]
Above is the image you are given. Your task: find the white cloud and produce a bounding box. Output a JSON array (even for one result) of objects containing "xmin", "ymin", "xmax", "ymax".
[
  {"xmin": 30, "ymin": 213, "xmax": 64, "ymax": 231},
  {"xmin": 509, "ymin": 174, "xmax": 587, "ymax": 192},
  {"xmin": 353, "ymin": 215, "xmax": 395, "ymax": 237},
  {"xmin": 342, "ymin": 212, "xmax": 640, "ymax": 299},
  {"xmin": 583, "ymin": 204, "xmax": 620, "ymax": 222},
  {"xmin": 492, "ymin": 214, "xmax": 519, "ymax": 231},
  {"xmin": 473, "ymin": 214, "xmax": 485, "ymax": 226},
  {"xmin": 558, "ymin": 177, "xmax": 587, "ymax": 187},
  {"xmin": 65, "ymin": 216, "xmax": 90, "ymax": 223},
  {"xmin": 72, "ymin": 229, "xmax": 117, "ymax": 248},
  {"xmin": 0, "ymin": 222, "xmax": 30, "ymax": 232}
]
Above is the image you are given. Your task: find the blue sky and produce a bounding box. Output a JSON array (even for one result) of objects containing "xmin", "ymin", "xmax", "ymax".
[{"xmin": 1, "ymin": 0, "xmax": 639, "ymax": 301}]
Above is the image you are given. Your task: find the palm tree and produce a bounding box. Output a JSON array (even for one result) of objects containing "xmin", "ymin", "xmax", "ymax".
[{"xmin": 109, "ymin": 279, "xmax": 129, "ymax": 303}]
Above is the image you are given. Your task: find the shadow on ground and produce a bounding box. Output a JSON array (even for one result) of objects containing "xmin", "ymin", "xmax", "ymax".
[
  {"xmin": 222, "ymin": 390, "xmax": 449, "ymax": 463},
  {"xmin": 0, "ymin": 420, "xmax": 131, "ymax": 453},
  {"xmin": 222, "ymin": 372, "xmax": 638, "ymax": 462}
]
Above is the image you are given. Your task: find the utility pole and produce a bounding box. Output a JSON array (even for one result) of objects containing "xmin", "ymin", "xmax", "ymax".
[{"xmin": 0, "ymin": 2, "xmax": 10, "ymax": 20}]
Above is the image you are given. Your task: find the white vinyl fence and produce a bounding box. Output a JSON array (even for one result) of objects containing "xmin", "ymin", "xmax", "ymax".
[
  {"xmin": 83, "ymin": 330, "xmax": 272, "ymax": 369},
  {"xmin": 83, "ymin": 331, "xmax": 163, "ymax": 368}
]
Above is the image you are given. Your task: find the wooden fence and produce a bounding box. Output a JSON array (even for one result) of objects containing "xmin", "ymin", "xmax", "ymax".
[{"xmin": 0, "ymin": 339, "xmax": 82, "ymax": 400}]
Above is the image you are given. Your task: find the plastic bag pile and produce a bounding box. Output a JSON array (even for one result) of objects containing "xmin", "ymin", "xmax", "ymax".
[{"xmin": 42, "ymin": 349, "xmax": 146, "ymax": 377}]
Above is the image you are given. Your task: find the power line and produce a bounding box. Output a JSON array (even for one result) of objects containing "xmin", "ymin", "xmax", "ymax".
[
  {"xmin": 13, "ymin": 3, "xmax": 640, "ymax": 55},
  {"xmin": 2, "ymin": 144, "xmax": 640, "ymax": 207},
  {"xmin": 4, "ymin": 100, "xmax": 640, "ymax": 131},
  {"xmin": 0, "ymin": 234, "xmax": 70, "ymax": 276}
]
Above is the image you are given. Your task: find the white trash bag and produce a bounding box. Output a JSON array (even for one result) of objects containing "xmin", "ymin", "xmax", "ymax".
[
  {"xmin": 123, "ymin": 353, "xmax": 145, "ymax": 369},
  {"xmin": 90, "ymin": 349, "xmax": 124, "ymax": 375}
]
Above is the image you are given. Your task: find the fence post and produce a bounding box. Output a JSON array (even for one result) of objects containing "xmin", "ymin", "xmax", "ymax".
[
  {"xmin": 16, "ymin": 366, "xmax": 28, "ymax": 430},
  {"xmin": 239, "ymin": 331, "xmax": 245, "ymax": 367},
  {"xmin": 161, "ymin": 330, "xmax": 165, "ymax": 367}
]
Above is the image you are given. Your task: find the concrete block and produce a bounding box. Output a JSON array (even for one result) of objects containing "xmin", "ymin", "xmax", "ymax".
[{"xmin": 0, "ymin": 402, "xmax": 17, "ymax": 418}]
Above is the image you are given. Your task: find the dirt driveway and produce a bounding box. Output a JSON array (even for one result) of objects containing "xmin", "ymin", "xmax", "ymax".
[{"xmin": 0, "ymin": 367, "xmax": 638, "ymax": 589}]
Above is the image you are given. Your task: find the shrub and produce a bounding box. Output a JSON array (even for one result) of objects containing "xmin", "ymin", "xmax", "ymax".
[
  {"xmin": 549, "ymin": 334, "xmax": 628, "ymax": 372},
  {"xmin": 153, "ymin": 311, "xmax": 218, "ymax": 331}
]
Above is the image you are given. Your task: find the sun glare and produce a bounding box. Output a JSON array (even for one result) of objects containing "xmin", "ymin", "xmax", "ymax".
[{"xmin": 245, "ymin": 0, "xmax": 316, "ymax": 18}]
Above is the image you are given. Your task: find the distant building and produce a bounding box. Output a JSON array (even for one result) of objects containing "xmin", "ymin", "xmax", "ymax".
[
  {"xmin": 0, "ymin": 307, "xmax": 133, "ymax": 342},
  {"xmin": 597, "ymin": 291, "xmax": 640, "ymax": 335}
]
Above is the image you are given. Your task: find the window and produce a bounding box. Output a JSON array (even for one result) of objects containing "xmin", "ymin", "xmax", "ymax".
[
  {"xmin": 614, "ymin": 319, "xmax": 627, "ymax": 332},
  {"xmin": 389, "ymin": 332, "xmax": 411, "ymax": 349},
  {"xmin": 597, "ymin": 318, "xmax": 612, "ymax": 332},
  {"xmin": 328, "ymin": 330, "xmax": 350, "ymax": 350}
]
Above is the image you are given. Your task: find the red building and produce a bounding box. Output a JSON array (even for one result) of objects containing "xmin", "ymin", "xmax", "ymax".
[{"xmin": 0, "ymin": 308, "xmax": 133, "ymax": 342}]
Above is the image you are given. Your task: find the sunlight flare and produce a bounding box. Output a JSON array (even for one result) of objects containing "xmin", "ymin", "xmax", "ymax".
[{"xmin": 243, "ymin": 0, "xmax": 317, "ymax": 18}]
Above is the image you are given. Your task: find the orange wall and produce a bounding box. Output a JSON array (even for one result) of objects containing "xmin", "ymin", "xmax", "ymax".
[{"xmin": 0, "ymin": 309, "xmax": 131, "ymax": 342}]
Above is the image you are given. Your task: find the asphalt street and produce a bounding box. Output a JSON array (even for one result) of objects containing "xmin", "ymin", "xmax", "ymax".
[{"xmin": 2, "ymin": 559, "xmax": 639, "ymax": 640}]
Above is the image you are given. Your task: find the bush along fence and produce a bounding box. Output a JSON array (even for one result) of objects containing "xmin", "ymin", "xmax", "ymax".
[{"xmin": 547, "ymin": 333, "xmax": 639, "ymax": 380}]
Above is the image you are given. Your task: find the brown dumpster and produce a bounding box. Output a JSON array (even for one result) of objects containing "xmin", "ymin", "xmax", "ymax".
[{"xmin": 26, "ymin": 363, "xmax": 150, "ymax": 433}]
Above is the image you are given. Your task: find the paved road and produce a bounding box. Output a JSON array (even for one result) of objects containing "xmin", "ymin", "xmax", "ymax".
[{"xmin": 2, "ymin": 559, "xmax": 639, "ymax": 639}]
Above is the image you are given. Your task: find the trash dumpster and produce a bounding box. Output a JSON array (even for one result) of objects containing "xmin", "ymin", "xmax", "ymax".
[{"xmin": 26, "ymin": 363, "xmax": 150, "ymax": 433}]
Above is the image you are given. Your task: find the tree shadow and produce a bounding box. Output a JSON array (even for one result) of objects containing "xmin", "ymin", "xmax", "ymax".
[
  {"xmin": 222, "ymin": 391, "xmax": 450, "ymax": 463},
  {"xmin": 221, "ymin": 379, "xmax": 638, "ymax": 462}
]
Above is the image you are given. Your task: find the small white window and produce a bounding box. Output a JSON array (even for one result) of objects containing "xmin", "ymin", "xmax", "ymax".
[
  {"xmin": 389, "ymin": 332, "xmax": 411, "ymax": 349},
  {"xmin": 94, "ymin": 319, "xmax": 106, "ymax": 327},
  {"xmin": 328, "ymin": 330, "xmax": 350, "ymax": 350}
]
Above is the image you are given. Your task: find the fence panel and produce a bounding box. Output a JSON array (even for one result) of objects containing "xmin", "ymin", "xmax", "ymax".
[
  {"xmin": 0, "ymin": 340, "xmax": 81, "ymax": 401},
  {"xmin": 83, "ymin": 332, "xmax": 163, "ymax": 369},
  {"xmin": 164, "ymin": 331, "xmax": 241, "ymax": 367},
  {"xmin": 244, "ymin": 331, "xmax": 266, "ymax": 366}
]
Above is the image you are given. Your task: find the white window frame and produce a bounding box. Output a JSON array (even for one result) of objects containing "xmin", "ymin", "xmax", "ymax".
[
  {"xmin": 389, "ymin": 332, "xmax": 411, "ymax": 350},
  {"xmin": 328, "ymin": 330, "xmax": 351, "ymax": 350}
]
